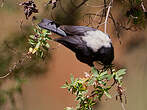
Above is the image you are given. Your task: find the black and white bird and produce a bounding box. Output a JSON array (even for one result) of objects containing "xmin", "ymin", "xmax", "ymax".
[{"xmin": 38, "ymin": 19, "xmax": 114, "ymax": 67}]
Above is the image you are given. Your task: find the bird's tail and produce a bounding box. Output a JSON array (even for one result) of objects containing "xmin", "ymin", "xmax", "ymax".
[{"xmin": 38, "ymin": 19, "xmax": 67, "ymax": 37}]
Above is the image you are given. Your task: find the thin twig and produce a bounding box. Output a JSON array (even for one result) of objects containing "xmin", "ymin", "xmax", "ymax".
[
  {"xmin": 96, "ymin": 0, "xmax": 106, "ymax": 28},
  {"xmin": 104, "ymin": 0, "xmax": 113, "ymax": 33},
  {"xmin": 4, "ymin": 41, "xmax": 17, "ymax": 54},
  {"xmin": 121, "ymin": 102, "xmax": 126, "ymax": 110},
  {"xmin": 0, "ymin": 71, "xmax": 11, "ymax": 79},
  {"xmin": 74, "ymin": 0, "xmax": 88, "ymax": 9},
  {"xmin": 109, "ymin": 12, "xmax": 122, "ymax": 44},
  {"xmin": 93, "ymin": 6, "xmax": 109, "ymax": 22},
  {"xmin": 0, "ymin": 0, "xmax": 4, "ymax": 8},
  {"xmin": 141, "ymin": 1, "xmax": 146, "ymax": 12},
  {"xmin": 0, "ymin": 42, "xmax": 61, "ymax": 79},
  {"xmin": 85, "ymin": 3, "xmax": 105, "ymax": 8},
  {"xmin": 70, "ymin": 0, "xmax": 77, "ymax": 8},
  {"xmin": 58, "ymin": 0, "xmax": 70, "ymax": 15},
  {"xmin": 0, "ymin": 53, "xmax": 32, "ymax": 79},
  {"xmin": 71, "ymin": 0, "xmax": 88, "ymax": 13},
  {"xmin": 59, "ymin": 0, "xmax": 88, "ymax": 16},
  {"xmin": 103, "ymin": 0, "xmax": 107, "ymax": 16}
]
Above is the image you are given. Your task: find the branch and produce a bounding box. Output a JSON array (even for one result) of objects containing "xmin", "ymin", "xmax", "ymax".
[
  {"xmin": 63, "ymin": 68, "xmax": 127, "ymax": 110},
  {"xmin": 141, "ymin": 1, "xmax": 147, "ymax": 12},
  {"xmin": 71, "ymin": 0, "xmax": 88, "ymax": 13},
  {"xmin": 59, "ymin": 0, "xmax": 89, "ymax": 16},
  {"xmin": 0, "ymin": 52, "xmax": 32, "ymax": 79},
  {"xmin": 121, "ymin": 102, "xmax": 126, "ymax": 110},
  {"xmin": 85, "ymin": 3, "xmax": 105, "ymax": 8},
  {"xmin": 104, "ymin": 0, "xmax": 113, "ymax": 33}
]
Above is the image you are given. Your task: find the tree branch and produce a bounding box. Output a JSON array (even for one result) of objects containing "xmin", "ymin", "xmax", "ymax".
[{"xmin": 104, "ymin": 0, "xmax": 113, "ymax": 33}]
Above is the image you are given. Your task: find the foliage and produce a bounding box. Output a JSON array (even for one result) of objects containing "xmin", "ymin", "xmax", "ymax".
[
  {"xmin": 0, "ymin": 78, "xmax": 26, "ymax": 109},
  {"xmin": 0, "ymin": 25, "xmax": 52, "ymax": 109},
  {"xmin": 121, "ymin": 0, "xmax": 147, "ymax": 28},
  {"xmin": 28, "ymin": 26, "xmax": 52, "ymax": 58},
  {"xmin": 62, "ymin": 67, "xmax": 126, "ymax": 110},
  {"xmin": 1, "ymin": 0, "xmax": 142, "ymax": 109}
]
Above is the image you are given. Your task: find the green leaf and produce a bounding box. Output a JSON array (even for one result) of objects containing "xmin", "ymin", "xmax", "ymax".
[
  {"xmin": 42, "ymin": 29, "xmax": 48, "ymax": 34},
  {"xmin": 35, "ymin": 42, "xmax": 41, "ymax": 49},
  {"xmin": 33, "ymin": 28, "xmax": 37, "ymax": 33},
  {"xmin": 29, "ymin": 35, "xmax": 35, "ymax": 39},
  {"xmin": 70, "ymin": 74, "xmax": 74, "ymax": 83},
  {"xmin": 28, "ymin": 39, "xmax": 36, "ymax": 45},
  {"xmin": 36, "ymin": 25, "xmax": 41, "ymax": 30},
  {"xmin": 46, "ymin": 36, "xmax": 52, "ymax": 40},
  {"xmin": 98, "ymin": 92, "xmax": 103, "ymax": 100},
  {"xmin": 45, "ymin": 43, "xmax": 50, "ymax": 48},
  {"xmin": 32, "ymin": 42, "xmax": 40, "ymax": 54},
  {"xmin": 104, "ymin": 91, "xmax": 112, "ymax": 98},
  {"xmin": 116, "ymin": 69, "xmax": 126, "ymax": 76},
  {"xmin": 40, "ymin": 51, "xmax": 44, "ymax": 58},
  {"xmin": 43, "ymin": 45, "xmax": 49, "ymax": 51},
  {"xmin": 108, "ymin": 74, "xmax": 113, "ymax": 80},
  {"xmin": 61, "ymin": 84, "xmax": 68, "ymax": 88},
  {"xmin": 88, "ymin": 77, "xmax": 96, "ymax": 86},
  {"xmin": 91, "ymin": 67, "xmax": 98, "ymax": 77},
  {"xmin": 46, "ymin": 32, "xmax": 52, "ymax": 35},
  {"xmin": 100, "ymin": 71, "xmax": 107, "ymax": 76},
  {"xmin": 99, "ymin": 71, "xmax": 108, "ymax": 80},
  {"xmin": 97, "ymin": 86, "xmax": 103, "ymax": 90},
  {"xmin": 98, "ymin": 80, "xmax": 106, "ymax": 86}
]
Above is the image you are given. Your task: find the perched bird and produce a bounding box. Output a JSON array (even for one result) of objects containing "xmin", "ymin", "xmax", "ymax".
[{"xmin": 38, "ymin": 19, "xmax": 114, "ymax": 67}]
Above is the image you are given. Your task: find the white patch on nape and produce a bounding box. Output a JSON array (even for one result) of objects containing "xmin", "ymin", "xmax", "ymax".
[{"xmin": 82, "ymin": 30, "xmax": 112, "ymax": 52}]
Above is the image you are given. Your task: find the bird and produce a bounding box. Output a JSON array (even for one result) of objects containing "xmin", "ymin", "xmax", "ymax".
[{"xmin": 38, "ymin": 19, "xmax": 114, "ymax": 67}]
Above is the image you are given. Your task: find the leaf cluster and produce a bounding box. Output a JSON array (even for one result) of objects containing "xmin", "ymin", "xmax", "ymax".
[
  {"xmin": 62, "ymin": 68, "xmax": 126, "ymax": 110},
  {"xmin": 126, "ymin": 0, "xmax": 146, "ymax": 27},
  {"xmin": 28, "ymin": 26, "xmax": 52, "ymax": 58}
]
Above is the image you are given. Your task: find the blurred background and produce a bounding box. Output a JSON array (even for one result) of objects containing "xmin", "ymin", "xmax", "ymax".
[{"xmin": 0, "ymin": 0, "xmax": 147, "ymax": 110}]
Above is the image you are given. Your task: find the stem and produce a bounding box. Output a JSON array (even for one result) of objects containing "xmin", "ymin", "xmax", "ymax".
[
  {"xmin": 121, "ymin": 102, "xmax": 126, "ymax": 110},
  {"xmin": 0, "ymin": 53, "xmax": 32, "ymax": 79},
  {"xmin": 104, "ymin": 0, "xmax": 113, "ymax": 33}
]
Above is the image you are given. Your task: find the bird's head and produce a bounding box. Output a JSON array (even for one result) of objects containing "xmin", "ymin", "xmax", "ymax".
[{"xmin": 94, "ymin": 43, "xmax": 114, "ymax": 68}]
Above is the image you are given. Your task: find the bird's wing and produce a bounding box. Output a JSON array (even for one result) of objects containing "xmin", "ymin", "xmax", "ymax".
[
  {"xmin": 60, "ymin": 25, "xmax": 96, "ymax": 36},
  {"xmin": 55, "ymin": 36, "xmax": 91, "ymax": 55}
]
